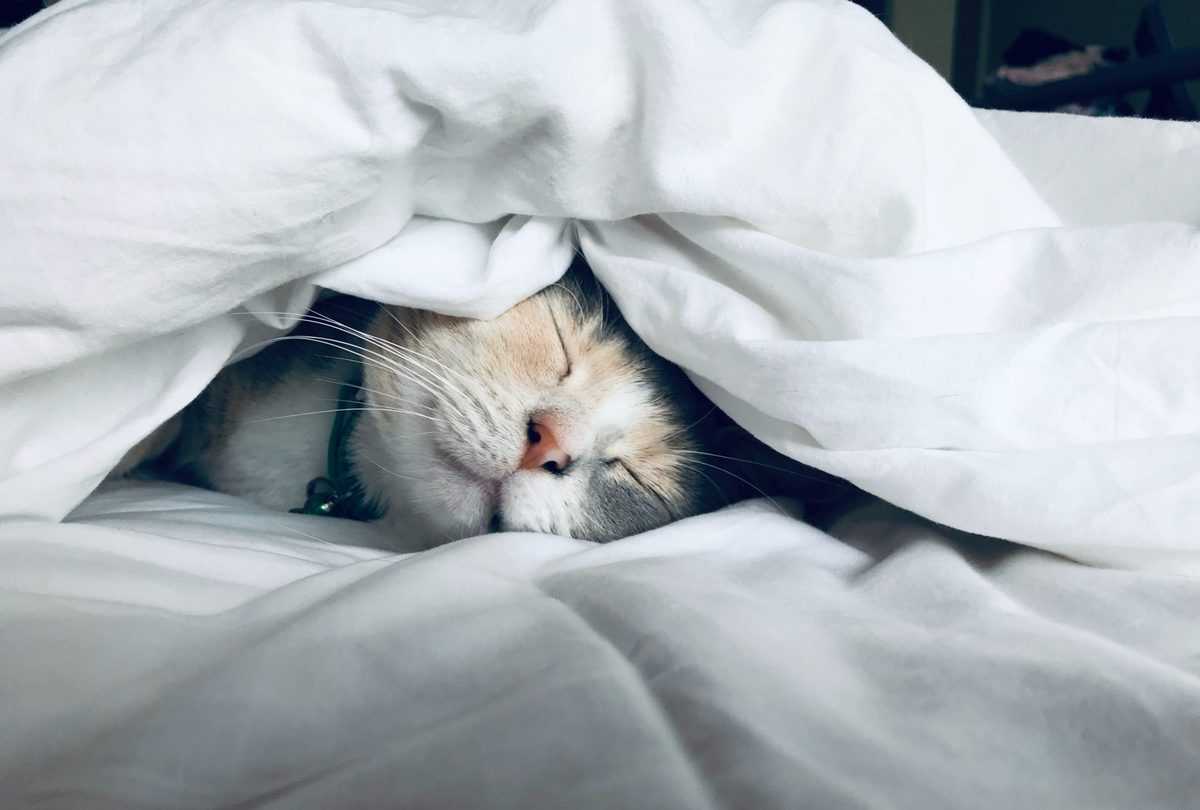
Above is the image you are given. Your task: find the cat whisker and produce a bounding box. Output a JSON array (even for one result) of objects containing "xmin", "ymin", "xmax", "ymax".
[
  {"xmin": 550, "ymin": 282, "xmax": 586, "ymax": 321},
  {"xmin": 237, "ymin": 310, "xmax": 473, "ymax": 408},
  {"xmin": 228, "ymin": 333, "xmax": 301, "ymax": 363},
  {"xmin": 269, "ymin": 333, "xmax": 472, "ymax": 423},
  {"xmin": 288, "ymin": 316, "xmax": 465, "ymax": 398},
  {"xmin": 314, "ymin": 376, "xmax": 442, "ymax": 419},
  {"xmin": 358, "ymin": 454, "xmax": 426, "ymax": 482},
  {"xmin": 375, "ymin": 308, "xmax": 476, "ymax": 384},
  {"xmin": 378, "ymin": 305, "xmax": 422, "ymax": 343},
  {"xmin": 675, "ymin": 457, "xmax": 786, "ymax": 516},
  {"xmin": 238, "ymin": 311, "xmax": 523, "ymax": 445},
  {"xmin": 246, "ymin": 407, "xmax": 447, "ymax": 426},
  {"xmin": 678, "ymin": 449, "xmax": 846, "ymax": 486},
  {"xmin": 300, "ymin": 309, "xmax": 476, "ymax": 394},
  {"xmin": 662, "ymin": 405, "xmax": 719, "ymax": 444},
  {"xmin": 677, "ymin": 462, "xmax": 733, "ymax": 509}
]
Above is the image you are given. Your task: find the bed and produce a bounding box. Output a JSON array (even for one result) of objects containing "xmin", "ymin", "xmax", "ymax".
[{"xmin": 2, "ymin": 1, "xmax": 1199, "ymax": 807}]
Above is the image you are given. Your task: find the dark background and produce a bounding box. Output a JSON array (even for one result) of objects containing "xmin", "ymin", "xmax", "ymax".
[{"xmin": 852, "ymin": 0, "xmax": 1199, "ymax": 117}]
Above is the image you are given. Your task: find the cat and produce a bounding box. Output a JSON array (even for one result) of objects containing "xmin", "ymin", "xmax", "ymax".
[{"xmin": 118, "ymin": 259, "xmax": 848, "ymax": 549}]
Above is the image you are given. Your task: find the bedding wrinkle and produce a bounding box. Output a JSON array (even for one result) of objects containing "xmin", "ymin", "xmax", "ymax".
[
  {"xmin": 4, "ymin": 487, "xmax": 1200, "ymax": 807},
  {"xmin": 529, "ymin": 579, "xmax": 722, "ymax": 810}
]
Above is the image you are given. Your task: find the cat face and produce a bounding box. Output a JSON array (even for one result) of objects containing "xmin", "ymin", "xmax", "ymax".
[{"xmin": 352, "ymin": 265, "xmax": 719, "ymax": 546}]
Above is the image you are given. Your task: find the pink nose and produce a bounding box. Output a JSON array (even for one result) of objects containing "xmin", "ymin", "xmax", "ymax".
[{"xmin": 521, "ymin": 420, "xmax": 572, "ymax": 473}]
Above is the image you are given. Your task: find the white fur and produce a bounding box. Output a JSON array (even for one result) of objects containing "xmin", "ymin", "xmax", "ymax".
[
  {"xmin": 500, "ymin": 469, "xmax": 584, "ymax": 536},
  {"xmin": 588, "ymin": 382, "xmax": 652, "ymax": 456},
  {"xmin": 208, "ymin": 377, "xmax": 340, "ymax": 512}
]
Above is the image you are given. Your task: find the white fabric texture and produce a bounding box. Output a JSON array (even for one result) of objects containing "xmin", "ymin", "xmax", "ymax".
[
  {"xmin": 3, "ymin": 484, "xmax": 1199, "ymax": 809},
  {"xmin": 2, "ymin": 0, "xmax": 1200, "ymax": 807}
]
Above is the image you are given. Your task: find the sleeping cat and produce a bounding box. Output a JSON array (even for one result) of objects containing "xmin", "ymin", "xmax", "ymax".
[{"xmin": 119, "ymin": 259, "xmax": 845, "ymax": 548}]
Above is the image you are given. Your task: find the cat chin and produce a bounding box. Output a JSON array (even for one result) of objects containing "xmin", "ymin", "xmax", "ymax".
[
  {"xmin": 370, "ymin": 455, "xmax": 584, "ymax": 548},
  {"xmin": 496, "ymin": 470, "xmax": 581, "ymax": 537}
]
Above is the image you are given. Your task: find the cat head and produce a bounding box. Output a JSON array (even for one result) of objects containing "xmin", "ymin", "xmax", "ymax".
[
  {"xmin": 351, "ymin": 260, "xmax": 849, "ymax": 548},
  {"xmin": 349, "ymin": 261, "xmax": 739, "ymax": 546}
]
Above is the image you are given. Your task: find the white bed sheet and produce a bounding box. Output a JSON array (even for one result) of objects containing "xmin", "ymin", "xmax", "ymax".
[{"xmin": 0, "ymin": 483, "xmax": 1196, "ymax": 808}]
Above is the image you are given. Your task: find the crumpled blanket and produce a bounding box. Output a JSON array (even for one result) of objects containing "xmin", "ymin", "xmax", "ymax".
[{"xmin": 3, "ymin": 484, "xmax": 1199, "ymax": 808}]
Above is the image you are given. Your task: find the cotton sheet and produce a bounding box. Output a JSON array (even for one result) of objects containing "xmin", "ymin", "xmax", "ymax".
[{"xmin": 2, "ymin": 0, "xmax": 1200, "ymax": 807}]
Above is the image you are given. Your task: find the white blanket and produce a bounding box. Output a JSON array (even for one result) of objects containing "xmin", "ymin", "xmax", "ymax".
[{"xmin": 2, "ymin": 0, "xmax": 1199, "ymax": 807}]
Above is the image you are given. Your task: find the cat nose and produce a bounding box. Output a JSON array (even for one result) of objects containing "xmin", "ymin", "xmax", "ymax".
[{"xmin": 521, "ymin": 420, "xmax": 572, "ymax": 474}]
